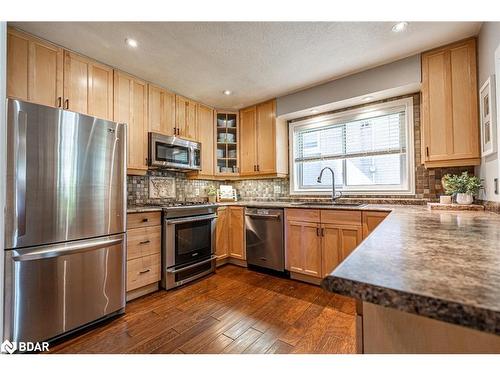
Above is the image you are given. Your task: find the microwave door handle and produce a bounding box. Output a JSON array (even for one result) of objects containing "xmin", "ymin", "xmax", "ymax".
[{"xmin": 166, "ymin": 214, "xmax": 217, "ymax": 225}]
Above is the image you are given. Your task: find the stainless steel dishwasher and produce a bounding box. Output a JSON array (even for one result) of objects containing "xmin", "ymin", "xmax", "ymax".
[{"xmin": 245, "ymin": 207, "xmax": 284, "ymax": 272}]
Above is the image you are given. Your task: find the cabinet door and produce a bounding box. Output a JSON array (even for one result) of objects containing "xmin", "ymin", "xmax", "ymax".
[
  {"xmin": 215, "ymin": 207, "xmax": 229, "ymax": 259},
  {"xmin": 7, "ymin": 28, "xmax": 63, "ymax": 108},
  {"xmin": 239, "ymin": 106, "xmax": 258, "ymax": 175},
  {"xmin": 362, "ymin": 211, "xmax": 389, "ymax": 238},
  {"xmin": 185, "ymin": 100, "xmax": 198, "ymax": 140},
  {"xmin": 286, "ymin": 220, "xmax": 321, "ymax": 277},
  {"xmin": 256, "ymin": 99, "xmax": 276, "ymax": 174},
  {"xmin": 88, "ymin": 61, "xmax": 114, "ymax": 120},
  {"xmin": 228, "ymin": 206, "xmax": 245, "ymax": 260},
  {"xmin": 175, "ymin": 95, "xmax": 197, "ymax": 139},
  {"xmin": 63, "ymin": 51, "xmax": 89, "ymax": 115},
  {"xmin": 63, "ymin": 51, "xmax": 114, "ymax": 120},
  {"xmin": 421, "ymin": 38, "xmax": 479, "ymax": 166},
  {"xmin": 422, "ymin": 48, "xmax": 451, "ymax": 162},
  {"xmin": 197, "ymin": 104, "xmax": 215, "ymax": 176},
  {"xmin": 449, "ymin": 40, "xmax": 479, "ymax": 160},
  {"xmin": 114, "ymin": 71, "xmax": 148, "ymax": 175},
  {"xmin": 148, "ymin": 84, "xmax": 176, "ymax": 136},
  {"xmin": 322, "ymin": 225, "xmax": 362, "ymax": 277}
]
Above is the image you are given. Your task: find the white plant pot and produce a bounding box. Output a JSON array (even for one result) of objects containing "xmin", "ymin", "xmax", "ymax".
[{"xmin": 456, "ymin": 193, "xmax": 473, "ymax": 205}]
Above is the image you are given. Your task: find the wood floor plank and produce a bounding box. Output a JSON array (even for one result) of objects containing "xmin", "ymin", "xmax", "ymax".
[
  {"xmin": 266, "ymin": 339, "xmax": 294, "ymax": 354},
  {"xmin": 48, "ymin": 265, "xmax": 356, "ymax": 354},
  {"xmin": 221, "ymin": 328, "xmax": 263, "ymax": 354}
]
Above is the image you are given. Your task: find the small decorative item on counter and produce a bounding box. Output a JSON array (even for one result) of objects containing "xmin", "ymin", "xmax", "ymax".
[
  {"xmin": 206, "ymin": 185, "xmax": 217, "ymax": 203},
  {"xmin": 442, "ymin": 172, "xmax": 483, "ymax": 205},
  {"xmin": 439, "ymin": 195, "xmax": 452, "ymax": 204}
]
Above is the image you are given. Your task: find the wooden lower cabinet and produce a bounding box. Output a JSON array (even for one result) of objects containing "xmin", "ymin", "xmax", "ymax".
[
  {"xmin": 215, "ymin": 206, "xmax": 245, "ymax": 264},
  {"xmin": 126, "ymin": 212, "xmax": 162, "ymax": 300},
  {"xmin": 215, "ymin": 207, "xmax": 229, "ymax": 260},
  {"xmin": 362, "ymin": 211, "xmax": 390, "ymax": 238},
  {"xmin": 285, "ymin": 209, "xmax": 365, "ymax": 283},
  {"xmin": 228, "ymin": 206, "xmax": 245, "ymax": 260},
  {"xmin": 322, "ymin": 225, "xmax": 362, "ymax": 278},
  {"xmin": 286, "ymin": 220, "xmax": 321, "ymax": 277}
]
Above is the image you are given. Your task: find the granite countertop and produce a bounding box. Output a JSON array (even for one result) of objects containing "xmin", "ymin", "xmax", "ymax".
[
  {"xmin": 127, "ymin": 199, "xmax": 500, "ymax": 335},
  {"xmin": 321, "ymin": 205, "xmax": 500, "ymax": 336}
]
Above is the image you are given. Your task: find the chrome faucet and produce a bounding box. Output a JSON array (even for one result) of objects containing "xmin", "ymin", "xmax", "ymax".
[{"xmin": 317, "ymin": 167, "xmax": 342, "ymax": 202}]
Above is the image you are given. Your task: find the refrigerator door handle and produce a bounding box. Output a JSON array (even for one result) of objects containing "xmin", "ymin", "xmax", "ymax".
[
  {"xmin": 15, "ymin": 110, "xmax": 27, "ymax": 237},
  {"xmin": 11, "ymin": 235, "xmax": 124, "ymax": 262}
]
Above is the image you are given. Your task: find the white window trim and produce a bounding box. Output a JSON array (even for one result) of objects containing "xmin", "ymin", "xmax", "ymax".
[{"xmin": 289, "ymin": 97, "xmax": 415, "ymax": 196}]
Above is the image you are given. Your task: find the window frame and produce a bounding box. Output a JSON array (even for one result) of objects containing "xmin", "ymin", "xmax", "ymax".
[{"xmin": 289, "ymin": 97, "xmax": 415, "ymax": 196}]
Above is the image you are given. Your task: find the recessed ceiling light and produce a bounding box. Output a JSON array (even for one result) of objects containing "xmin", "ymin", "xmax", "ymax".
[
  {"xmin": 223, "ymin": 90, "xmax": 232, "ymax": 96},
  {"xmin": 363, "ymin": 96, "xmax": 374, "ymax": 102},
  {"xmin": 125, "ymin": 38, "xmax": 138, "ymax": 48},
  {"xmin": 392, "ymin": 22, "xmax": 408, "ymax": 33},
  {"xmin": 310, "ymin": 109, "xmax": 319, "ymax": 114}
]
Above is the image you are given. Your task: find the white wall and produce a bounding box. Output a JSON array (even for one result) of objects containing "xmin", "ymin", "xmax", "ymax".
[
  {"xmin": 0, "ymin": 21, "xmax": 7, "ymax": 341},
  {"xmin": 477, "ymin": 22, "xmax": 500, "ymax": 202},
  {"xmin": 276, "ymin": 54, "xmax": 421, "ymax": 117}
]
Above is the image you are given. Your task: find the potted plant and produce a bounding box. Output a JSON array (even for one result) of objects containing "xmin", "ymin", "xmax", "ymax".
[
  {"xmin": 442, "ymin": 172, "xmax": 483, "ymax": 205},
  {"xmin": 206, "ymin": 185, "xmax": 217, "ymax": 203}
]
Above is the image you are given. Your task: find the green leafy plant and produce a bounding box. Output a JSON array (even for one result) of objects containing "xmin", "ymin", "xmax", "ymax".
[
  {"xmin": 206, "ymin": 185, "xmax": 217, "ymax": 196},
  {"xmin": 442, "ymin": 172, "xmax": 483, "ymax": 195}
]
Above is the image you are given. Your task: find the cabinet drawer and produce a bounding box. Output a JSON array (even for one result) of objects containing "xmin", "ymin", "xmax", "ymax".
[
  {"xmin": 127, "ymin": 225, "xmax": 161, "ymax": 261},
  {"xmin": 127, "ymin": 212, "xmax": 161, "ymax": 229},
  {"xmin": 127, "ymin": 253, "xmax": 161, "ymax": 292},
  {"xmin": 320, "ymin": 210, "xmax": 362, "ymax": 226},
  {"xmin": 285, "ymin": 208, "xmax": 320, "ymax": 223}
]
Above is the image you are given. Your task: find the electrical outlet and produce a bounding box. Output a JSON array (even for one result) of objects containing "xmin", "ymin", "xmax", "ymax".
[
  {"xmin": 274, "ymin": 185, "xmax": 281, "ymax": 194},
  {"xmin": 194, "ymin": 188, "xmax": 200, "ymax": 196}
]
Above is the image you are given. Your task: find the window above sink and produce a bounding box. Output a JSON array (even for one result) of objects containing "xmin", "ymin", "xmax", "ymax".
[{"xmin": 289, "ymin": 97, "xmax": 415, "ymax": 196}]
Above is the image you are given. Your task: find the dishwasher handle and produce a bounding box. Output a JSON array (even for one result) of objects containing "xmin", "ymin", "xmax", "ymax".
[{"xmin": 245, "ymin": 213, "xmax": 281, "ymax": 219}]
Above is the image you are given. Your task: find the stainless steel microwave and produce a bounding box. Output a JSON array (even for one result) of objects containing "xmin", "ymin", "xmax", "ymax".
[{"xmin": 148, "ymin": 132, "xmax": 201, "ymax": 171}]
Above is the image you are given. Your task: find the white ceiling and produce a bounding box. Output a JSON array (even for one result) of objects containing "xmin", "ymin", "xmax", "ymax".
[{"xmin": 11, "ymin": 22, "xmax": 482, "ymax": 109}]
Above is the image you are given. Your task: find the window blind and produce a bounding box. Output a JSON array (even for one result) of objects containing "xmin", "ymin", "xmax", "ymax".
[{"xmin": 291, "ymin": 103, "xmax": 410, "ymax": 191}]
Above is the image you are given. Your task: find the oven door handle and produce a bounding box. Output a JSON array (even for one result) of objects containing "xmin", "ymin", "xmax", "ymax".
[
  {"xmin": 165, "ymin": 213, "xmax": 217, "ymax": 225},
  {"xmin": 166, "ymin": 255, "xmax": 217, "ymax": 274}
]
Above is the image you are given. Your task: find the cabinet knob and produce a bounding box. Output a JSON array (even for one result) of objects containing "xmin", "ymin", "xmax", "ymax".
[
  {"xmin": 64, "ymin": 99, "xmax": 69, "ymax": 109},
  {"xmin": 426, "ymin": 147, "xmax": 429, "ymax": 158},
  {"xmin": 57, "ymin": 97, "xmax": 62, "ymax": 108},
  {"xmin": 142, "ymin": 218, "xmax": 149, "ymax": 222},
  {"xmin": 139, "ymin": 269, "xmax": 151, "ymax": 274},
  {"xmin": 139, "ymin": 240, "xmax": 150, "ymax": 245}
]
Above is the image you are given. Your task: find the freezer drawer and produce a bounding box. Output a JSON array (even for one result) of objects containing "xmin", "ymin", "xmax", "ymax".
[
  {"xmin": 3, "ymin": 234, "xmax": 126, "ymax": 343},
  {"xmin": 245, "ymin": 208, "xmax": 284, "ymax": 272}
]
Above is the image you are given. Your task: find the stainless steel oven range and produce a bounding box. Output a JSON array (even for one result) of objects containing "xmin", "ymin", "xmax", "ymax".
[{"xmin": 161, "ymin": 204, "xmax": 217, "ymax": 290}]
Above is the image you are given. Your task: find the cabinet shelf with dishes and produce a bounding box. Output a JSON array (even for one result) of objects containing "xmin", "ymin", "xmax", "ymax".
[{"xmin": 215, "ymin": 111, "xmax": 239, "ymax": 175}]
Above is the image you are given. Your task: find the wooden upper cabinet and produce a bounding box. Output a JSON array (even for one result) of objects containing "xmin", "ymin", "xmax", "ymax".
[
  {"xmin": 256, "ymin": 100, "xmax": 277, "ymax": 174},
  {"xmin": 239, "ymin": 99, "xmax": 287, "ymax": 177},
  {"xmin": 114, "ymin": 70, "xmax": 148, "ymax": 175},
  {"xmin": 239, "ymin": 106, "xmax": 258, "ymax": 175},
  {"xmin": 421, "ymin": 38, "xmax": 480, "ymax": 167},
  {"xmin": 148, "ymin": 84, "xmax": 176, "ymax": 136},
  {"xmin": 196, "ymin": 104, "xmax": 215, "ymax": 176},
  {"xmin": 64, "ymin": 51, "xmax": 113, "ymax": 120},
  {"xmin": 175, "ymin": 95, "xmax": 198, "ymax": 140},
  {"xmin": 7, "ymin": 27, "xmax": 63, "ymax": 108}
]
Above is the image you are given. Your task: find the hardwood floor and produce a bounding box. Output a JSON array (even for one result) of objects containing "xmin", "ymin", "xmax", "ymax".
[{"xmin": 48, "ymin": 265, "xmax": 356, "ymax": 354}]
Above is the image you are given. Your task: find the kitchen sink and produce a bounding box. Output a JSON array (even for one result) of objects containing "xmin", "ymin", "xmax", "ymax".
[{"xmin": 291, "ymin": 202, "xmax": 366, "ymax": 208}]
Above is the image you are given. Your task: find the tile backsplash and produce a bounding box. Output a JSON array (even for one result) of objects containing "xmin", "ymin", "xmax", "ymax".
[{"xmin": 128, "ymin": 93, "xmax": 476, "ymax": 205}]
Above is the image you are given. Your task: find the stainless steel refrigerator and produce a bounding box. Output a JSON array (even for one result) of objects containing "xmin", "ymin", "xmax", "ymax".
[{"xmin": 3, "ymin": 99, "xmax": 127, "ymax": 344}]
